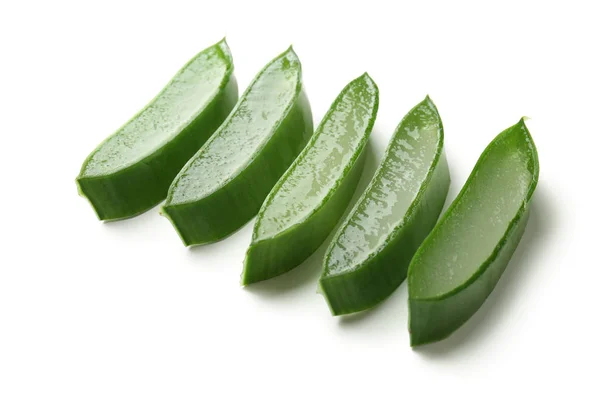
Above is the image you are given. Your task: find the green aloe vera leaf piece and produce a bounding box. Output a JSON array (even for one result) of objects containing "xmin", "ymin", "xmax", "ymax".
[
  {"xmin": 76, "ymin": 39, "xmax": 238, "ymax": 221},
  {"xmin": 408, "ymin": 119, "xmax": 539, "ymax": 346},
  {"xmin": 242, "ymin": 73, "xmax": 379, "ymax": 285},
  {"xmin": 162, "ymin": 47, "xmax": 313, "ymax": 246},
  {"xmin": 319, "ymin": 96, "xmax": 450, "ymax": 315}
]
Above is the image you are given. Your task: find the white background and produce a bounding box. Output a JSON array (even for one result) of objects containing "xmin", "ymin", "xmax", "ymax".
[{"xmin": 1, "ymin": 1, "xmax": 598, "ymax": 398}]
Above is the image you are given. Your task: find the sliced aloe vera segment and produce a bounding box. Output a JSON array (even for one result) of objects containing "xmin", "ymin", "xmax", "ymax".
[
  {"xmin": 408, "ymin": 119, "xmax": 539, "ymax": 346},
  {"xmin": 318, "ymin": 96, "xmax": 450, "ymax": 315},
  {"xmin": 76, "ymin": 39, "xmax": 238, "ymax": 221},
  {"xmin": 242, "ymin": 73, "xmax": 379, "ymax": 285},
  {"xmin": 162, "ymin": 47, "xmax": 313, "ymax": 246}
]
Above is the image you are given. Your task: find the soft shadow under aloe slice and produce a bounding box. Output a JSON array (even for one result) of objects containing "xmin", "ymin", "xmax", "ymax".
[
  {"xmin": 77, "ymin": 39, "xmax": 238, "ymax": 221},
  {"xmin": 407, "ymin": 119, "xmax": 539, "ymax": 346},
  {"xmin": 319, "ymin": 96, "xmax": 450, "ymax": 315},
  {"xmin": 162, "ymin": 47, "xmax": 313, "ymax": 246},
  {"xmin": 242, "ymin": 73, "xmax": 379, "ymax": 285}
]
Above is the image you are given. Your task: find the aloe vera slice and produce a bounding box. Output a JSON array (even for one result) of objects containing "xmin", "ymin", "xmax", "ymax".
[
  {"xmin": 76, "ymin": 39, "xmax": 238, "ymax": 220},
  {"xmin": 318, "ymin": 96, "xmax": 450, "ymax": 315},
  {"xmin": 408, "ymin": 119, "xmax": 539, "ymax": 346},
  {"xmin": 162, "ymin": 47, "xmax": 313, "ymax": 246},
  {"xmin": 241, "ymin": 73, "xmax": 379, "ymax": 285}
]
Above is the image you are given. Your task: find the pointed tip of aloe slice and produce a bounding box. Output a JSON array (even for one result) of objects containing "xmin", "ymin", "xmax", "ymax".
[
  {"xmin": 354, "ymin": 72, "xmax": 378, "ymax": 94},
  {"xmin": 75, "ymin": 175, "xmax": 84, "ymax": 197},
  {"xmin": 516, "ymin": 117, "xmax": 532, "ymax": 137},
  {"xmin": 160, "ymin": 206, "xmax": 193, "ymax": 247},
  {"xmin": 75, "ymin": 176, "xmax": 105, "ymax": 221},
  {"xmin": 516, "ymin": 117, "xmax": 534, "ymax": 140},
  {"xmin": 274, "ymin": 45, "xmax": 299, "ymax": 66},
  {"xmin": 216, "ymin": 37, "xmax": 232, "ymax": 54},
  {"xmin": 423, "ymin": 94, "xmax": 435, "ymax": 106},
  {"xmin": 240, "ymin": 246, "xmax": 263, "ymax": 286},
  {"xmin": 316, "ymin": 282, "xmax": 338, "ymax": 317},
  {"xmin": 421, "ymin": 95, "xmax": 440, "ymax": 116},
  {"xmin": 515, "ymin": 116, "xmax": 539, "ymax": 177},
  {"xmin": 159, "ymin": 204, "xmax": 172, "ymax": 223},
  {"xmin": 240, "ymin": 256, "xmax": 250, "ymax": 286},
  {"xmin": 358, "ymin": 71, "xmax": 373, "ymax": 81},
  {"xmin": 285, "ymin": 45, "xmax": 298, "ymax": 58},
  {"xmin": 519, "ymin": 116, "xmax": 531, "ymax": 125}
]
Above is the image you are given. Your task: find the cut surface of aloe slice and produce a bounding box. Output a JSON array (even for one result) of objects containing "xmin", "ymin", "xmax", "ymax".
[
  {"xmin": 408, "ymin": 119, "xmax": 539, "ymax": 346},
  {"xmin": 162, "ymin": 47, "xmax": 313, "ymax": 246},
  {"xmin": 242, "ymin": 73, "xmax": 379, "ymax": 285},
  {"xmin": 319, "ymin": 96, "xmax": 450, "ymax": 315}
]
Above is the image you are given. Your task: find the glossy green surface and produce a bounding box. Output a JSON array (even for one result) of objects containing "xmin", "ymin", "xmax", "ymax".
[
  {"xmin": 319, "ymin": 97, "xmax": 450, "ymax": 315},
  {"xmin": 242, "ymin": 73, "xmax": 379, "ymax": 285},
  {"xmin": 408, "ymin": 119, "xmax": 539, "ymax": 346},
  {"xmin": 77, "ymin": 39, "xmax": 237, "ymax": 220},
  {"xmin": 162, "ymin": 47, "xmax": 313, "ymax": 246}
]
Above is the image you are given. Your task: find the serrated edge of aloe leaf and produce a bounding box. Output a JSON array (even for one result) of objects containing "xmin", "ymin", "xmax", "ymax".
[
  {"xmin": 163, "ymin": 45, "xmax": 303, "ymax": 208},
  {"xmin": 407, "ymin": 118, "xmax": 539, "ymax": 302},
  {"xmin": 319, "ymin": 95, "xmax": 445, "ymax": 282},
  {"xmin": 247, "ymin": 72, "xmax": 379, "ymax": 248}
]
